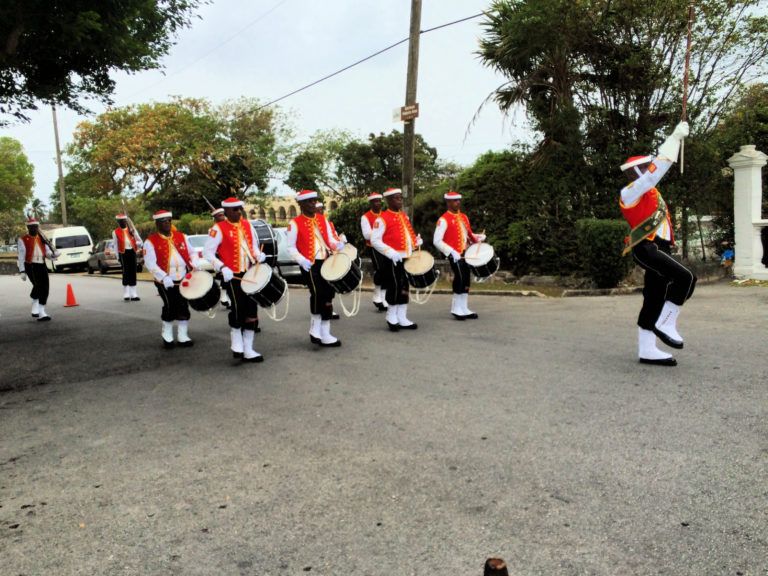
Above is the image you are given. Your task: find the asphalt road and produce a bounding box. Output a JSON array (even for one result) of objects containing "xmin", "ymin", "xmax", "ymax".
[{"xmin": 1, "ymin": 274, "xmax": 766, "ymax": 575}]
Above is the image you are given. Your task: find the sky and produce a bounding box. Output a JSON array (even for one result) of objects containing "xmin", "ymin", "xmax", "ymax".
[{"xmin": 2, "ymin": 0, "xmax": 533, "ymax": 206}]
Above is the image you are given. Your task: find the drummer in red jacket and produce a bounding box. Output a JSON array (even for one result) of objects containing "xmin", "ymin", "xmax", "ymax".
[
  {"xmin": 433, "ymin": 191, "xmax": 486, "ymax": 320},
  {"xmin": 143, "ymin": 210, "xmax": 201, "ymax": 348},
  {"xmin": 370, "ymin": 188, "xmax": 423, "ymax": 331},
  {"xmin": 286, "ymin": 190, "xmax": 344, "ymax": 347},
  {"xmin": 203, "ymin": 197, "xmax": 267, "ymax": 363}
]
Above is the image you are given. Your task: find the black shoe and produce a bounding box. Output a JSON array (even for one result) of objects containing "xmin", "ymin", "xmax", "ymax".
[
  {"xmin": 124, "ymin": 297, "xmax": 130, "ymax": 302},
  {"xmin": 387, "ymin": 322, "xmax": 400, "ymax": 332},
  {"xmin": 254, "ymin": 326, "xmax": 261, "ymax": 333},
  {"xmin": 374, "ymin": 301, "xmax": 387, "ymax": 311},
  {"xmin": 232, "ymin": 351, "xmax": 244, "ymax": 359},
  {"xmin": 399, "ymin": 323, "xmax": 418, "ymax": 330},
  {"xmin": 177, "ymin": 340, "xmax": 194, "ymax": 348},
  {"xmin": 451, "ymin": 313, "xmax": 466, "ymax": 321},
  {"xmin": 37, "ymin": 315, "xmax": 52, "ymax": 322},
  {"xmin": 131, "ymin": 297, "xmax": 141, "ymax": 301},
  {"xmin": 320, "ymin": 339, "xmax": 342, "ymax": 347},
  {"xmin": 310, "ymin": 335, "xmax": 320, "ymax": 344},
  {"xmin": 162, "ymin": 340, "xmax": 175, "ymax": 349},
  {"xmin": 465, "ymin": 312, "xmax": 478, "ymax": 319},
  {"xmin": 639, "ymin": 357, "xmax": 677, "ymax": 366},
  {"xmin": 652, "ymin": 327, "xmax": 683, "ymax": 349},
  {"xmin": 331, "ymin": 312, "xmax": 340, "ymax": 320},
  {"xmin": 242, "ymin": 354, "xmax": 264, "ymax": 363}
]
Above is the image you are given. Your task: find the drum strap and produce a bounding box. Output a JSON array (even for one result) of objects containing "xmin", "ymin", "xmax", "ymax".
[{"xmin": 313, "ymin": 222, "xmax": 332, "ymax": 258}]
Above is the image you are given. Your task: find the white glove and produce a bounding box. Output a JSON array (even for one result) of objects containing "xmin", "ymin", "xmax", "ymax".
[
  {"xmin": 298, "ymin": 256, "xmax": 312, "ymax": 272},
  {"xmin": 339, "ymin": 234, "xmax": 347, "ymax": 243},
  {"xmin": 672, "ymin": 121, "xmax": 690, "ymax": 140},
  {"xmin": 415, "ymin": 235, "xmax": 423, "ymax": 247},
  {"xmin": 335, "ymin": 241, "xmax": 345, "ymax": 252},
  {"xmin": 221, "ymin": 267, "xmax": 234, "ymax": 282},
  {"xmin": 450, "ymin": 250, "xmax": 461, "ymax": 263},
  {"xmin": 256, "ymin": 252, "xmax": 267, "ymax": 263},
  {"xmin": 389, "ymin": 251, "xmax": 403, "ymax": 264},
  {"xmin": 52, "ymin": 251, "xmax": 61, "ymax": 260},
  {"xmin": 163, "ymin": 275, "xmax": 174, "ymax": 289},
  {"xmin": 20, "ymin": 272, "xmax": 26, "ymax": 281},
  {"xmin": 658, "ymin": 121, "xmax": 689, "ymax": 162},
  {"xmin": 474, "ymin": 234, "xmax": 486, "ymax": 243}
]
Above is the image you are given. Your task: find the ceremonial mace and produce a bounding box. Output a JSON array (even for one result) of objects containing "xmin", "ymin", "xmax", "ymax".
[{"xmin": 680, "ymin": 2, "xmax": 695, "ymax": 174}]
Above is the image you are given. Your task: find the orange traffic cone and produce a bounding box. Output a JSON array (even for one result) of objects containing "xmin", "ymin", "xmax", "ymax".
[{"xmin": 64, "ymin": 283, "xmax": 79, "ymax": 307}]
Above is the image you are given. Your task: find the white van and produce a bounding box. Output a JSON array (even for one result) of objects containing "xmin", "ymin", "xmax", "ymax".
[{"xmin": 44, "ymin": 226, "xmax": 94, "ymax": 272}]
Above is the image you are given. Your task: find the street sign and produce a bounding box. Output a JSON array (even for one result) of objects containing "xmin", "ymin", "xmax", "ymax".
[{"xmin": 393, "ymin": 103, "xmax": 420, "ymax": 122}]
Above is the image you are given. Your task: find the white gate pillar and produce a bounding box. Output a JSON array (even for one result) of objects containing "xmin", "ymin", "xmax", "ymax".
[{"xmin": 727, "ymin": 145, "xmax": 768, "ymax": 280}]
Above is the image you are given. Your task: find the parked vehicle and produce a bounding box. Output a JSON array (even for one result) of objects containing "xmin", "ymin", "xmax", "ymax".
[
  {"xmin": 45, "ymin": 226, "xmax": 93, "ymax": 272},
  {"xmin": 186, "ymin": 235, "xmax": 213, "ymax": 271},
  {"xmin": 87, "ymin": 239, "xmax": 143, "ymax": 274},
  {"xmin": 272, "ymin": 227, "xmax": 303, "ymax": 283}
]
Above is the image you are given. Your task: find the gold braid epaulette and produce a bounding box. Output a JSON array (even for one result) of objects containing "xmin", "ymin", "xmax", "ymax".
[{"xmin": 622, "ymin": 197, "xmax": 668, "ymax": 257}]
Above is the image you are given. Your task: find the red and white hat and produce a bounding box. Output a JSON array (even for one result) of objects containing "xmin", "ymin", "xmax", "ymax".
[
  {"xmin": 315, "ymin": 201, "xmax": 324, "ymax": 208},
  {"xmin": 25, "ymin": 218, "xmax": 39, "ymax": 226},
  {"xmin": 383, "ymin": 188, "xmax": 402, "ymax": 197},
  {"xmin": 296, "ymin": 190, "xmax": 318, "ymax": 202},
  {"xmin": 367, "ymin": 192, "xmax": 383, "ymax": 201},
  {"xmin": 210, "ymin": 207, "xmax": 224, "ymax": 217},
  {"xmin": 620, "ymin": 155, "xmax": 653, "ymax": 173},
  {"xmin": 153, "ymin": 210, "xmax": 173, "ymax": 220},
  {"xmin": 221, "ymin": 197, "xmax": 244, "ymax": 208},
  {"xmin": 116, "ymin": 214, "xmax": 128, "ymax": 220},
  {"xmin": 444, "ymin": 191, "xmax": 462, "ymax": 200}
]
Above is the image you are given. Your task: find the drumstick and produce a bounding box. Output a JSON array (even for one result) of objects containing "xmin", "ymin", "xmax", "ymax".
[{"xmin": 473, "ymin": 230, "xmax": 485, "ymax": 257}]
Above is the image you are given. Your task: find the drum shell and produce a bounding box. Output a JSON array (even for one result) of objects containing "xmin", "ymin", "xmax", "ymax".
[
  {"xmin": 321, "ymin": 253, "xmax": 362, "ymax": 294},
  {"xmin": 242, "ymin": 264, "xmax": 287, "ymax": 308},
  {"xmin": 250, "ymin": 219, "xmax": 277, "ymax": 268},
  {"xmin": 404, "ymin": 251, "xmax": 439, "ymax": 289},
  {"xmin": 179, "ymin": 271, "xmax": 221, "ymax": 312},
  {"xmin": 464, "ymin": 243, "xmax": 499, "ymax": 278}
]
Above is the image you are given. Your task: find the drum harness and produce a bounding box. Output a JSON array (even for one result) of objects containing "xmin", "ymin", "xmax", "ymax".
[{"xmin": 239, "ymin": 230, "xmax": 290, "ymax": 322}]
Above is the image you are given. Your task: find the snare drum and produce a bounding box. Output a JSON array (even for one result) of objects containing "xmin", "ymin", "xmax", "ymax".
[
  {"xmin": 241, "ymin": 264, "xmax": 287, "ymax": 308},
  {"xmin": 179, "ymin": 270, "xmax": 221, "ymax": 313},
  {"xmin": 404, "ymin": 251, "xmax": 439, "ymax": 289},
  {"xmin": 249, "ymin": 219, "xmax": 277, "ymax": 268},
  {"xmin": 321, "ymin": 253, "xmax": 362, "ymax": 294},
  {"xmin": 339, "ymin": 243, "xmax": 361, "ymax": 268},
  {"xmin": 463, "ymin": 243, "xmax": 499, "ymax": 279}
]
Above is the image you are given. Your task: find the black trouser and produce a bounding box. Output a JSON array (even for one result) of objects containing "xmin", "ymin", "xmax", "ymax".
[
  {"xmin": 119, "ymin": 250, "xmax": 137, "ymax": 286},
  {"xmin": 227, "ymin": 272, "xmax": 259, "ymax": 330},
  {"xmin": 26, "ymin": 262, "xmax": 49, "ymax": 305},
  {"xmin": 450, "ymin": 257, "xmax": 472, "ymax": 294},
  {"xmin": 154, "ymin": 282, "xmax": 190, "ymax": 322},
  {"xmin": 368, "ymin": 245, "xmax": 387, "ymax": 287},
  {"xmin": 380, "ymin": 258, "xmax": 409, "ymax": 305},
  {"xmin": 632, "ymin": 238, "xmax": 697, "ymax": 330},
  {"xmin": 300, "ymin": 259, "xmax": 336, "ymax": 320}
]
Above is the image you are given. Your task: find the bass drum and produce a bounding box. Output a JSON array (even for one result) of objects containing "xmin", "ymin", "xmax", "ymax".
[
  {"xmin": 321, "ymin": 253, "xmax": 362, "ymax": 294},
  {"xmin": 250, "ymin": 219, "xmax": 277, "ymax": 268},
  {"xmin": 464, "ymin": 243, "xmax": 499, "ymax": 279},
  {"xmin": 404, "ymin": 250, "xmax": 439, "ymax": 289},
  {"xmin": 241, "ymin": 263, "xmax": 287, "ymax": 308},
  {"xmin": 179, "ymin": 270, "xmax": 221, "ymax": 313}
]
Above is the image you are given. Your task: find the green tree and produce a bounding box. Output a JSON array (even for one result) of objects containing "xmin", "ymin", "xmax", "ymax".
[
  {"xmin": 285, "ymin": 129, "xmax": 354, "ymax": 194},
  {"xmin": 0, "ymin": 0, "xmax": 204, "ymax": 123},
  {"xmin": 0, "ymin": 136, "xmax": 35, "ymax": 212}
]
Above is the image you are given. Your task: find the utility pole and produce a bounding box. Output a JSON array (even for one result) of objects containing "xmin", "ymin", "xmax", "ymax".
[
  {"xmin": 52, "ymin": 105, "xmax": 68, "ymax": 225},
  {"xmin": 402, "ymin": 0, "xmax": 422, "ymax": 219}
]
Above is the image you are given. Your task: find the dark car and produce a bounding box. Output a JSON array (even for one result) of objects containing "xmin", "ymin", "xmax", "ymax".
[
  {"xmin": 87, "ymin": 239, "xmax": 143, "ymax": 274},
  {"xmin": 272, "ymin": 227, "xmax": 303, "ymax": 283}
]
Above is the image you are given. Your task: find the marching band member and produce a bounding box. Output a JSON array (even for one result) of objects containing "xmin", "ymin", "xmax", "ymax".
[
  {"xmin": 370, "ymin": 188, "xmax": 422, "ymax": 331},
  {"xmin": 433, "ymin": 191, "xmax": 486, "ymax": 320},
  {"xmin": 619, "ymin": 121, "xmax": 696, "ymax": 366},
  {"xmin": 203, "ymin": 197, "xmax": 267, "ymax": 363},
  {"xmin": 143, "ymin": 210, "xmax": 200, "ymax": 348},
  {"xmin": 112, "ymin": 214, "xmax": 143, "ymax": 302},
  {"xmin": 315, "ymin": 201, "xmax": 341, "ymax": 320},
  {"xmin": 209, "ymin": 207, "xmax": 231, "ymax": 309},
  {"xmin": 17, "ymin": 218, "xmax": 59, "ymax": 321},
  {"xmin": 285, "ymin": 190, "xmax": 344, "ymax": 347},
  {"xmin": 360, "ymin": 192, "xmax": 388, "ymax": 311}
]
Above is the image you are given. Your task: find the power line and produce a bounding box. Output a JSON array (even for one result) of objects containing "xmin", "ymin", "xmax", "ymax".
[{"xmin": 233, "ymin": 12, "xmax": 485, "ymax": 120}]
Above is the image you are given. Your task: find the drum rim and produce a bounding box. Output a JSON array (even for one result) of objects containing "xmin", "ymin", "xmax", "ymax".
[
  {"xmin": 404, "ymin": 250, "xmax": 435, "ymax": 274},
  {"xmin": 241, "ymin": 263, "xmax": 274, "ymax": 294},
  {"xmin": 321, "ymin": 252, "xmax": 353, "ymax": 281},
  {"xmin": 179, "ymin": 269, "xmax": 214, "ymax": 298}
]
